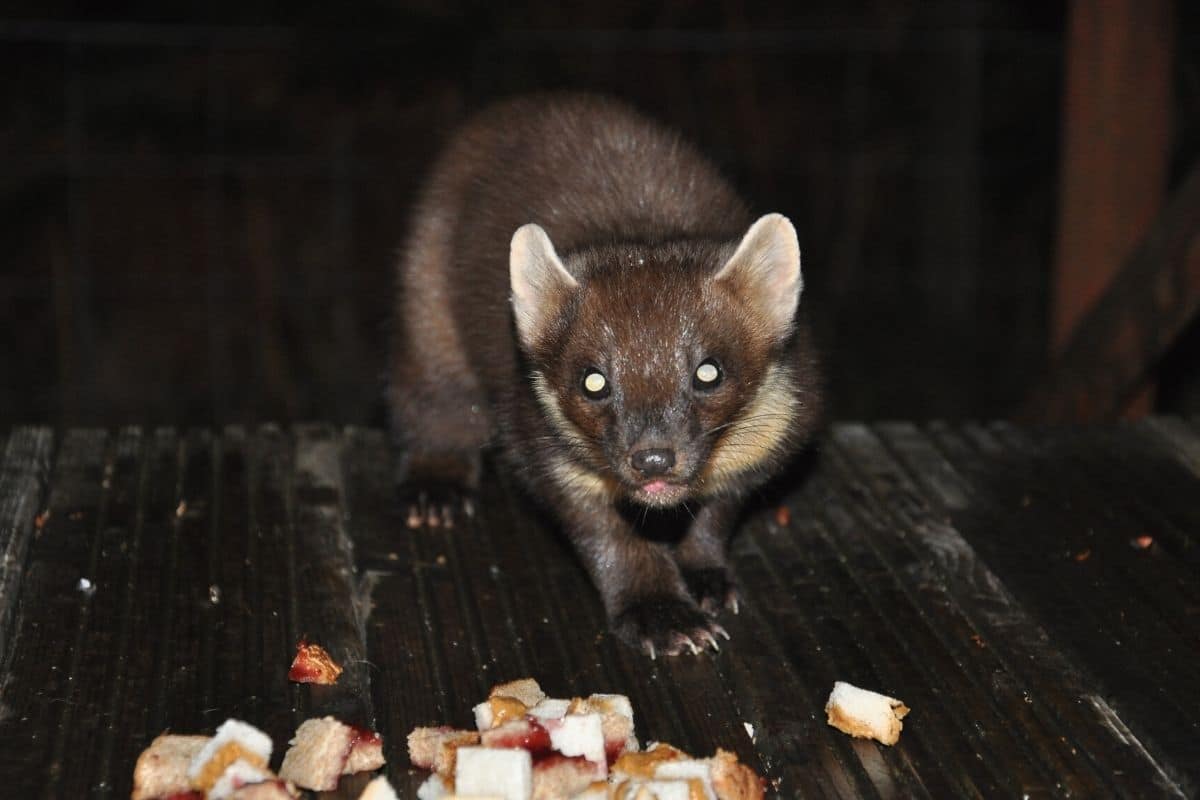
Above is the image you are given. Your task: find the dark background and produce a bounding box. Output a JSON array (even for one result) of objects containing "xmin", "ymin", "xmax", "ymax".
[{"xmin": 2, "ymin": 1, "xmax": 1197, "ymax": 428}]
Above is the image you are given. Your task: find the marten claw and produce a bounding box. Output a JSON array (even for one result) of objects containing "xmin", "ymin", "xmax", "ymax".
[
  {"xmin": 613, "ymin": 594, "xmax": 727, "ymax": 657},
  {"xmin": 399, "ymin": 481, "xmax": 474, "ymax": 531},
  {"xmin": 681, "ymin": 567, "xmax": 740, "ymax": 617}
]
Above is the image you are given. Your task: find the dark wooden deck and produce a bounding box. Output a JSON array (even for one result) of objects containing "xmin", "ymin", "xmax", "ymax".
[{"xmin": 1, "ymin": 421, "xmax": 1198, "ymax": 798}]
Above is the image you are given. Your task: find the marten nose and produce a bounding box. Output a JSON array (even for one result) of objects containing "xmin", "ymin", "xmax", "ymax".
[{"xmin": 630, "ymin": 448, "xmax": 675, "ymax": 477}]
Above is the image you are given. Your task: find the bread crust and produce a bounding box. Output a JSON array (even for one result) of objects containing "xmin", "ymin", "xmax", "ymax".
[{"xmin": 131, "ymin": 734, "xmax": 211, "ymax": 800}]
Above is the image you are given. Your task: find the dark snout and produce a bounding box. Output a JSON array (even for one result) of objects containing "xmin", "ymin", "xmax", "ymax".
[{"xmin": 630, "ymin": 447, "xmax": 676, "ymax": 477}]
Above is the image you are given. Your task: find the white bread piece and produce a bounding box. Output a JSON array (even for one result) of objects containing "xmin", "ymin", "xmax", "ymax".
[
  {"xmin": 527, "ymin": 698, "xmax": 571, "ymax": 720},
  {"xmin": 531, "ymin": 756, "xmax": 605, "ymax": 800},
  {"xmin": 489, "ymin": 678, "xmax": 546, "ymax": 707},
  {"xmin": 571, "ymin": 698, "xmax": 638, "ymax": 762},
  {"xmin": 656, "ymin": 760, "xmax": 716, "ymax": 800},
  {"xmin": 131, "ymin": 734, "xmax": 211, "ymax": 800},
  {"xmin": 408, "ymin": 726, "xmax": 481, "ymax": 774},
  {"xmin": 358, "ymin": 775, "xmax": 401, "ymax": 800},
  {"xmin": 709, "ymin": 749, "xmax": 764, "ymax": 800},
  {"xmin": 455, "ymin": 746, "xmax": 533, "ymax": 800},
  {"xmin": 825, "ymin": 681, "xmax": 909, "ymax": 746},
  {"xmin": 472, "ymin": 701, "xmax": 495, "ymax": 731},
  {"xmin": 344, "ymin": 729, "xmax": 386, "ymax": 774},
  {"xmin": 209, "ymin": 758, "xmax": 276, "ymax": 799},
  {"xmin": 417, "ymin": 773, "xmax": 451, "ymax": 800},
  {"xmin": 187, "ymin": 720, "xmax": 273, "ymax": 792},
  {"xmin": 278, "ymin": 716, "xmax": 354, "ymax": 791},
  {"xmin": 544, "ymin": 713, "xmax": 605, "ymax": 766},
  {"xmin": 587, "ymin": 693, "xmax": 633, "ymax": 722}
]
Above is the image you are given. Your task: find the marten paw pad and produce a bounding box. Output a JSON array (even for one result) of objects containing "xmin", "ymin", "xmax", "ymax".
[
  {"xmin": 682, "ymin": 567, "xmax": 741, "ymax": 616},
  {"xmin": 612, "ymin": 595, "xmax": 729, "ymax": 659},
  {"xmin": 398, "ymin": 481, "xmax": 475, "ymax": 530}
]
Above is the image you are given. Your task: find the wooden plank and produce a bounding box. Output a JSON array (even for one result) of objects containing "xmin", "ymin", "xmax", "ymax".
[
  {"xmin": 730, "ymin": 510, "xmax": 933, "ymax": 799},
  {"xmin": 926, "ymin": 422, "xmax": 1197, "ymax": 792},
  {"xmin": 0, "ymin": 427, "xmax": 53, "ymax": 664},
  {"xmin": 342, "ymin": 426, "xmax": 449, "ymax": 796},
  {"xmin": 290, "ymin": 424, "xmax": 376, "ymax": 798},
  {"xmin": 861, "ymin": 422, "xmax": 1182, "ymax": 797},
  {"xmin": 291, "ymin": 423, "xmax": 374, "ymax": 728},
  {"xmin": 1051, "ymin": 0, "xmax": 1172, "ymax": 354},
  {"xmin": 830, "ymin": 424, "xmax": 1087, "ymax": 795},
  {"xmin": 82, "ymin": 430, "xmax": 182, "ymax": 795},
  {"xmin": 795, "ymin": 460, "xmax": 1024, "ymax": 797},
  {"xmin": 147, "ymin": 429, "xmax": 215, "ymax": 736},
  {"xmin": 1047, "ymin": 421, "xmax": 1200, "ymax": 577},
  {"xmin": 45, "ymin": 430, "xmax": 149, "ymax": 799},
  {"xmin": 1026, "ymin": 162, "xmax": 1200, "ymax": 422},
  {"xmin": 0, "ymin": 429, "xmax": 108, "ymax": 794}
]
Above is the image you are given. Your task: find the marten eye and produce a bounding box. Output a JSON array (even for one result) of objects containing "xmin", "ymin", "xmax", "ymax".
[
  {"xmin": 581, "ymin": 368, "xmax": 611, "ymax": 400},
  {"xmin": 693, "ymin": 358, "xmax": 723, "ymax": 391}
]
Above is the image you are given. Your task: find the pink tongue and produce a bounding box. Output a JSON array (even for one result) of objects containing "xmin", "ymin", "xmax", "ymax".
[{"xmin": 643, "ymin": 480, "xmax": 669, "ymax": 494}]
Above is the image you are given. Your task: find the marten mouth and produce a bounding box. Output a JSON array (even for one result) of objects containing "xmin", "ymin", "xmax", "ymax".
[{"xmin": 630, "ymin": 479, "xmax": 690, "ymax": 507}]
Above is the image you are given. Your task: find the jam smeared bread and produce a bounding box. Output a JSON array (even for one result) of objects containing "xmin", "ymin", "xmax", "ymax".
[
  {"xmin": 825, "ymin": 681, "xmax": 910, "ymax": 745},
  {"xmin": 390, "ymin": 93, "xmax": 822, "ymax": 657},
  {"xmin": 131, "ymin": 716, "xmax": 384, "ymax": 799},
  {"xmin": 278, "ymin": 717, "xmax": 386, "ymax": 791},
  {"xmin": 409, "ymin": 678, "xmax": 763, "ymax": 800}
]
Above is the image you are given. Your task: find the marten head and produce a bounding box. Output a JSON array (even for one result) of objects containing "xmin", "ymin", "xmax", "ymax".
[{"xmin": 510, "ymin": 214, "xmax": 807, "ymax": 508}]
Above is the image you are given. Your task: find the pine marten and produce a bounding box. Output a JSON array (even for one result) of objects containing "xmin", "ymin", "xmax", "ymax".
[{"xmin": 389, "ymin": 93, "xmax": 821, "ymax": 658}]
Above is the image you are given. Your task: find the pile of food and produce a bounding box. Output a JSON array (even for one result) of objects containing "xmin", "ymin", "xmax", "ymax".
[
  {"xmin": 408, "ymin": 678, "xmax": 764, "ymax": 800},
  {"xmin": 130, "ymin": 629, "xmax": 909, "ymax": 800}
]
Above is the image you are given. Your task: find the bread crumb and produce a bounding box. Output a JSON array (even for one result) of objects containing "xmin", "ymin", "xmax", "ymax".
[{"xmin": 825, "ymin": 681, "xmax": 909, "ymax": 746}]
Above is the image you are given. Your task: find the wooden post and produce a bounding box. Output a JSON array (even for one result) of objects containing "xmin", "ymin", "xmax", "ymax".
[
  {"xmin": 1050, "ymin": 0, "xmax": 1173, "ymax": 415},
  {"xmin": 1019, "ymin": 163, "xmax": 1200, "ymax": 423}
]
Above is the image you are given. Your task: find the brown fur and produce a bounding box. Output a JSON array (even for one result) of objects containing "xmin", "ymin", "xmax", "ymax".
[{"xmin": 390, "ymin": 93, "xmax": 821, "ymax": 655}]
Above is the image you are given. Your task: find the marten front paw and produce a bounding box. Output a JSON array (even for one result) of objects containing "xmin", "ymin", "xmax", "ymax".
[
  {"xmin": 398, "ymin": 480, "xmax": 476, "ymax": 530},
  {"xmin": 681, "ymin": 567, "xmax": 742, "ymax": 616},
  {"xmin": 611, "ymin": 594, "xmax": 730, "ymax": 659}
]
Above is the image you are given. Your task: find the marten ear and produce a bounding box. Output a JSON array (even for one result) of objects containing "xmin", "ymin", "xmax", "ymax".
[
  {"xmin": 510, "ymin": 223, "xmax": 580, "ymax": 351},
  {"xmin": 714, "ymin": 213, "xmax": 803, "ymax": 341}
]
